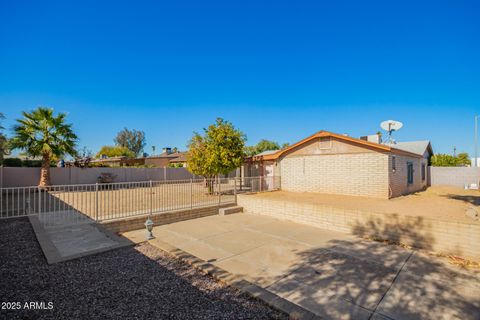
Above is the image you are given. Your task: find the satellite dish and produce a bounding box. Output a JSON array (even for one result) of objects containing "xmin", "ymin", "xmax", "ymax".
[{"xmin": 380, "ymin": 120, "xmax": 403, "ymax": 144}]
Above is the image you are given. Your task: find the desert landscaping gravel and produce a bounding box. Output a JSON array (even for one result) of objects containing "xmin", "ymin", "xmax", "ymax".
[{"xmin": 0, "ymin": 218, "xmax": 286, "ymax": 320}]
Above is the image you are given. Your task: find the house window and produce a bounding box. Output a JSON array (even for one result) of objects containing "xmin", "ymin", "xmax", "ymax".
[
  {"xmin": 421, "ymin": 163, "xmax": 426, "ymax": 181},
  {"xmin": 407, "ymin": 162, "xmax": 414, "ymax": 184},
  {"xmin": 392, "ymin": 156, "xmax": 396, "ymax": 172}
]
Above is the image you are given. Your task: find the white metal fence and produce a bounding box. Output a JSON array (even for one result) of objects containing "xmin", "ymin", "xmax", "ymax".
[{"xmin": 0, "ymin": 176, "xmax": 280, "ymax": 222}]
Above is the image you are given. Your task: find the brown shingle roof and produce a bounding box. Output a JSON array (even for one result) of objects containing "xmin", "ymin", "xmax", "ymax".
[{"xmin": 258, "ymin": 130, "xmax": 422, "ymax": 160}]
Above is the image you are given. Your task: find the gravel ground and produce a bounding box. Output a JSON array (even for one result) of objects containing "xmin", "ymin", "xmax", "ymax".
[{"xmin": 0, "ymin": 218, "xmax": 286, "ymax": 320}]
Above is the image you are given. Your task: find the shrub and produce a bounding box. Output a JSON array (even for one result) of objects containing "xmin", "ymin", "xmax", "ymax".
[{"xmin": 3, "ymin": 158, "xmax": 22, "ymax": 167}]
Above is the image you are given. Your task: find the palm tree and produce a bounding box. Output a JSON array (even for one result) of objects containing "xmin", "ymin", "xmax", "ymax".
[
  {"xmin": 0, "ymin": 112, "xmax": 7, "ymax": 164},
  {"xmin": 10, "ymin": 107, "xmax": 77, "ymax": 187}
]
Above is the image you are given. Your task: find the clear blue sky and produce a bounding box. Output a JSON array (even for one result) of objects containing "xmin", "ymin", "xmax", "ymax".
[{"xmin": 1, "ymin": 0, "xmax": 479, "ymax": 156}]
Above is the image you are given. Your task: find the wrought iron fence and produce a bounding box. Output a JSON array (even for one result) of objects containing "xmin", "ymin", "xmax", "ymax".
[{"xmin": 0, "ymin": 176, "xmax": 280, "ymax": 221}]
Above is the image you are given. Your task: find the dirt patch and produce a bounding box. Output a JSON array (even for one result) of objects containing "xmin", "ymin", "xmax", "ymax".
[{"xmin": 254, "ymin": 186, "xmax": 480, "ymax": 224}]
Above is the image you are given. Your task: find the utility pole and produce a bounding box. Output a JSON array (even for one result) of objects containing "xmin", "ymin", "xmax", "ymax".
[{"xmin": 475, "ymin": 115, "xmax": 479, "ymax": 167}]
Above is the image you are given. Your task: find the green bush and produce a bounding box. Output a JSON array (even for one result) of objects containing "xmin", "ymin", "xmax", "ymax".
[
  {"xmin": 3, "ymin": 158, "xmax": 22, "ymax": 167},
  {"xmin": 1, "ymin": 158, "xmax": 56, "ymax": 167}
]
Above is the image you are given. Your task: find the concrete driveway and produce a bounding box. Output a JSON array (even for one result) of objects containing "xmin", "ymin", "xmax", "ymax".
[{"xmin": 123, "ymin": 213, "xmax": 480, "ymax": 319}]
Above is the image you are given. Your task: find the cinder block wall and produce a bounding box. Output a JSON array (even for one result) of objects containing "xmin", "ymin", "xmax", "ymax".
[
  {"xmin": 280, "ymin": 153, "xmax": 390, "ymax": 198},
  {"xmin": 238, "ymin": 194, "xmax": 480, "ymax": 259},
  {"xmin": 101, "ymin": 204, "xmax": 233, "ymax": 233},
  {"xmin": 429, "ymin": 166, "xmax": 480, "ymax": 187}
]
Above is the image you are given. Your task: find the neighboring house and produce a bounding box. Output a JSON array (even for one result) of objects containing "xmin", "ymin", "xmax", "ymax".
[
  {"xmin": 169, "ymin": 152, "xmax": 188, "ymax": 167},
  {"xmin": 245, "ymin": 130, "xmax": 433, "ymax": 199},
  {"xmin": 90, "ymin": 156, "xmax": 145, "ymax": 167},
  {"xmin": 145, "ymin": 148, "xmax": 187, "ymax": 167},
  {"xmin": 90, "ymin": 148, "xmax": 188, "ymax": 168},
  {"xmin": 471, "ymin": 157, "xmax": 480, "ymax": 167}
]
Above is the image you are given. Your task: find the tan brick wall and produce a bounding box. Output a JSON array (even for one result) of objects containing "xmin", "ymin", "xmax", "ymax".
[
  {"xmin": 280, "ymin": 153, "xmax": 390, "ymax": 198},
  {"xmin": 238, "ymin": 194, "xmax": 480, "ymax": 259},
  {"xmin": 101, "ymin": 204, "xmax": 233, "ymax": 233},
  {"xmin": 389, "ymin": 154, "xmax": 427, "ymax": 197}
]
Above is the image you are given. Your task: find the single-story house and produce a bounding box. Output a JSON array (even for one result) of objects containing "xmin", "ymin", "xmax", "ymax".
[
  {"xmin": 144, "ymin": 151, "xmax": 186, "ymax": 167},
  {"xmin": 91, "ymin": 148, "xmax": 188, "ymax": 168},
  {"xmin": 244, "ymin": 131, "xmax": 433, "ymax": 199},
  {"xmin": 169, "ymin": 153, "xmax": 188, "ymax": 167}
]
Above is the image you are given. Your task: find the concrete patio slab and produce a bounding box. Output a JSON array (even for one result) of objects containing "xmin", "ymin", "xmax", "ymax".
[
  {"xmin": 330, "ymin": 239, "xmax": 413, "ymax": 271},
  {"xmin": 376, "ymin": 269, "xmax": 480, "ymax": 320},
  {"xmin": 164, "ymin": 219, "xmax": 231, "ymax": 239},
  {"xmin": 201, "ymin": 229, "xmax": 275, "ymax": 255},
  {"xmin": 287, "ymin": 228, "xmax": 355, "ymax": 247},
  {"xmin": 122, "ymin": 213, "xmax": 480, "ymax": 320},
  {"xmin": 180, "ymin": 241, "xmax": 235, "ymax": 262},
  {"xmin": 29, "ymin": 214, "xmax": 133, "ymax": 264}
]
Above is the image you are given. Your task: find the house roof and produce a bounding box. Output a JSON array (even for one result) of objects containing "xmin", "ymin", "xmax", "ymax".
[
  {"xmin": 257, "ymin": 130, "xmax": 422, "ymax": 161},
  {"xmin": 147, "ymin": 151, "xmax": 185, "ymax": 159},
  {"xmin": 169, "ymin": 153, "xmax": 188, "ymax": 163},
  {"xmin": 393, "ymin": 141, "xmax": 433, "ymax": 157},
  {"xmin": 256, "ymin": 150, "xmax": 280, "ymax": 157}
]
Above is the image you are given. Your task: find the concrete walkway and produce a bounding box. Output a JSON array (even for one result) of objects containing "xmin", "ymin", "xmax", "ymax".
[
  {"xmin": 123, "ymin": 213, "xmax": 480, "ymax": 320},
  {"xmin": 30, "ymin": 211, "xmax": 133, "ymax": 264}
]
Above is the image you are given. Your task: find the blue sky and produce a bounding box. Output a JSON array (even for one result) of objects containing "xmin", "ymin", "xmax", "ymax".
[{"xmin": 1, "ymin": 0, "xmax": 479, "ymax": 156}]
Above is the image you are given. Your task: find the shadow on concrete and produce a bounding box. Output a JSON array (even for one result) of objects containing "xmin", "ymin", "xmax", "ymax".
[
  {"xmin": 349, "ymin": 213, "xmax": 435, "ymax": 251},
  {"xmin": 267, "ymin": 240, "xmax": 480, "ymax": 319},
  {"xmin": 266, "ymin": 221, "xmax": 480, "ymax": 319}
]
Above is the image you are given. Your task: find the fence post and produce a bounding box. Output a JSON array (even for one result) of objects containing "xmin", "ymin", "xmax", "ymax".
[
  {"xmin": 149, "ymin": 180, "xmax": 153, "ymax": 216},
  {"xmin": 95, "ymin": 183, "xmax": 99, "ymax": 221},
  {"xmin": 190, "ymin": 179, "xmax": 193, "ymax": 210},
  {"xmin": 234, "ymin": 177, "xmax": 237, "ymax": 204},
  {"xmin": 218, "ymin": 177, "xmax": 221, "ymax": 206},
  {"xmin": 37, "ymin": 186, "xmax": 41, "ymax": 214}
]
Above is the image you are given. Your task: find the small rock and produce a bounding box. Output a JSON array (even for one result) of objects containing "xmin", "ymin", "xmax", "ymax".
[{"xmin": 466, "ymin": 207, "xmax": 479, "ymax": 221}]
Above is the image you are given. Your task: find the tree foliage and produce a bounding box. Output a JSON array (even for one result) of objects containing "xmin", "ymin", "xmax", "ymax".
[
  {"xmin": 0, "ymin": 112, "xmax": 8, "ymax": 164},
  {"xmin": 95, "ymin": 145, "xmax": 135, "ymax": 158},
  {"xmin": 431, "ymin": 153, "xmax": 471, "ymax": 167},
  {"xmin": 10, "ymin": 107, "xmax": 77, "ymax": 186},
  {"xmin": 456, "ymin": 153, "xmax": 471, "ymax": 166},
  {"xmin": 244, "ymin": 139, "xmax": 290, "ymax": 157},
  {"xmin": 187, "ymin": 118, "xmax": 246, "ymax": 179},
  {"xmin": 114, "ymin": 128, "xmax": 146, "ymax": 156},
  {"xmin": 245, "ymin": 139, "xmax": 281, "ymax": 157}
]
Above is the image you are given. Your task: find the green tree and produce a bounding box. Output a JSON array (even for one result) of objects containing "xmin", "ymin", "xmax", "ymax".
[
  {"xmin": 0, "ymin": 112, "xmax": 8, "ymax": 165},
  {"xmin": 114, "ymin": 128, "xmax": 146, "ymax": 156},
  {"xmin": 456, "ymin": 153, "xmax": 471, "ymax": 166},
  {"xmin": 244, "ymin": 139, "xmax": 286, "ymax": 156},
  {"xmin": 95, "ymin": 145, "xmax": 135, "ymax": 158},
  {"xmin": 431, "ymin": 153, "xmax": 471, "ymax": 167},
  {"xmin": 187, "ymin": 118, "xmax": 246, "ymax": 193},
  {"xmin": 10, "ymin": 107, "xmax": 78, "ymax": 187},
  {"xmin": 245, "ymin": 139, "xmax": 280, "ymax": 157}
]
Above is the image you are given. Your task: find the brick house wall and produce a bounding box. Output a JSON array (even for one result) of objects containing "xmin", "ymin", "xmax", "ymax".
[
  {"xmin": 389, "ymin": 154, "xmax": 427, "ymax": 197},
  {"xmin": 280, "ymin": 153, "xmax": 390, "ymax": 198}
]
